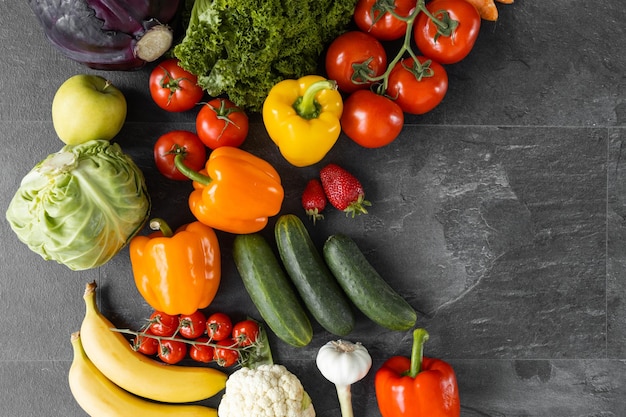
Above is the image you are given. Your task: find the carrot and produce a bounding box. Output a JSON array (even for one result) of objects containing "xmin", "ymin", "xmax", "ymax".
[{"xmin": 465, "ymin": 0, "xmax": 499, "ymax": 21}]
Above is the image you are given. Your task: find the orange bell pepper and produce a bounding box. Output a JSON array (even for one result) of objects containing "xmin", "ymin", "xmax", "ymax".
[
  {"xmin": 175, "ymin": 146, "xmax": 284, "ymax": 234},
  {"xmin": 129, "ymin": 219, "xmax": 221, "ymax": 316}
]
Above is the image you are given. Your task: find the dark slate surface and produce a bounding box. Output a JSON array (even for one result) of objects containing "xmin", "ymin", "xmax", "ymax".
[{"xmin": 1, "ymin": 1, "xmax": 625, "ymax": 416}]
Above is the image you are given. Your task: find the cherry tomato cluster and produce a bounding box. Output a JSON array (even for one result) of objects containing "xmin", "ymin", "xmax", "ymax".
[
  {"xmin": 149, "ymin": 58, "xmax": 250, "ymax": 181},
  {"xmin": 326, "ymin": 0, "xmax": 482, "ymax": 148},
  {"xmin": 132, "ymin": 309, "xmax": 260, "ymax": 367}
]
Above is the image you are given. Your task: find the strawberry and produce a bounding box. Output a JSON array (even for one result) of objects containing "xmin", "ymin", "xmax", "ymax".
[
  {"xmin": 302, "ymin": 178, "xmax": 327, "ymax": 224},
  {"xmin": 319, "ymin": 163, "xmax": 371, "ymax": 217}
]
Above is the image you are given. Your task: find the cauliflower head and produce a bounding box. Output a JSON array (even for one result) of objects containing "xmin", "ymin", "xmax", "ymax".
[{"xmin": 218, "ymin": 364, "xmax": 315, "ymax": 417}]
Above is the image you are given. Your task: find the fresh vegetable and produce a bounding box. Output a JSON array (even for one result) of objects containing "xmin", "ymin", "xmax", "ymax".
[
  {"xmin": 153, "ymin": 130, "xmax": 207, "ymax": 181},
  {"xmin": 316, "ymin": 340, "xmax": 372, "ymax": 417},
  {"xmin": 28, "ymin": 0, "xmax": 180, "ymax": 70},
  {"xmin": 130, "ymin": 219, "xmax": 221, "ymax": 316},
  {"xmin": 353, "ymin": 0, "xmax": 416, "ymax": 41},
  {"xmin": 218, "ymin": 364, "xmax": 315, "ymax": 417},
  {"xmin": 148, "ymin": 311, "xmax": 180, "ymax": 337},
  {"xmin": 320, "ymin": 163, "xmax": 371, "ymax": 217},
  {"xmin": 69, "ymin": 332, "xmax": 218, "ymax": 417},
  {"xmin": 275, "ymin": 214, "xmax": 355, "ymax": 336},
  {"xmin": 206, "ymin": 312, "xmax": 233, "ymax": 342},
  {"xmin": 341, "ymin": 89, "xmax": 404, "ymax": 148},
  {"xmin": 302, "ymin": 179, "xmax": 328, "ymax": 224},
  {"xmin": 232, "ymin": 320, "xmax": 260, "ymax": 347},
  {"xmin": 196, "ymin": 98, "xmax": 249, "ymax": 150},
  {"xmin": 386, "ymin": 57, "xmax": 448, "ymax": 115},
  {"xmin": 189, "ymin": 337, "xmax": 215, "ymax": 363},
  {"xmin": 158, "ymin": 339, "xmax": 188, "ymax": 365},
  {"xmin": 179, "ymin": 310, "xmax": 207, "ymax": 340},
  {"xmin": 214, "ymin": 339, "xmax": 240, "ymax": 367},
  {"xmin": 174, "ymin": 146, "xmax": 284, "ymax": 234},
  {"xmin": 149, "ymin": 58, "xmax": 204, "ymax": 112},
  {"xmin": 375, "ymin": 328, "xmax": 461, "ymax": 417},
  {"xmin": 52, "ymin": 74, "xmax": 127, "ymax": 145},
  {"xmin": 79, "ymin": 282, "xmax": 227, "ymax": 403},
  {"xmin": 325, "ymin": 31, "xmax": 388, "ymax": 94},
  {"xmin": 132, "ymin": 330, "xmax": 159, "ymax": 356},
  {"xmin": 263, "ymin": 75, "xmax": 343, "ymax": 167},
  {"xmin": 414, "ymin": 0, "xmax": 481, "ymax": 64},
  {"xmin": 173, "ymin": 0, "xmax": 358, "ymax": 111},
  {"xmin": 233, "ymin": 233, "xmax": 313, "ymax": 348},
  {"xmin": 323, "ymin": 234, "xmax": 417, "ymax": 331},
  {"xmin": 5, "ymin": 140, "xmax": 150, "ymax": 271}
]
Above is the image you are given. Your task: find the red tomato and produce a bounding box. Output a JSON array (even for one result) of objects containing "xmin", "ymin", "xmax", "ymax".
[
  {"xmin": 206, "ymin": 312, "xmax": 233, "ymax": 342},
  {"xmin": 353, "ymin": 0, "xmax": 417, "ymax": 41},
  {"xmin": 414, "ymin": 0, "xmax": 481, "ymax": 64},
  {"xmin": 153, "ymin": 130, "xmax": 207, "ymax": 181},
  {"xmin": 179, "ymin": 310, "xmax": 207, "ymax": 340},
  {"xmin": 189, "ymin": 337, "xmax": 215, "ymax": 363},
  {"xmin": 196, "ymin": 98, "xmax": 249, "ymax": 149},
  {"xmin": 148, "ymin": 311, "xmax": 180, "ymax": 337},
  {"xmin": 232, "ymin": 320, "xmax": 260, "ymax": 347},
  {"xmin": 213, "ymin": 339, "xmax": 240, "ymax": 367},
  {"xmin": 386, "ymin": 57, "xmax": 448, "ymax": 115},
  {"xmin": 325, "ymin": 31, "xmax": 387, "ymax": 94},
  {"xmin": 341, "ymin": 90, "xmax": 404, "ymax": 148},
  {"xmin": 158, "ymin": 339, "xmax": 188, "ymax": 365},
  {"xmin": 149, "ymin": 58, "xmax": 204, "ymax": 112},
  {"xmin": 133, "ymin": 330, "xmax": 159, "ymax": 356}
]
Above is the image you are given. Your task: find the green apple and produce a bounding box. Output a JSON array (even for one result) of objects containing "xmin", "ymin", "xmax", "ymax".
[{"xmin": 52, "ymin": 74, "xmax": 127, "ymax": 145}]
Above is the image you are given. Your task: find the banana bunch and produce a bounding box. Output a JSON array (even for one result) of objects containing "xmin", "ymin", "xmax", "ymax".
[{"xmin": 69, "ymin": 281, "xmax": 227, "ymax": 416}]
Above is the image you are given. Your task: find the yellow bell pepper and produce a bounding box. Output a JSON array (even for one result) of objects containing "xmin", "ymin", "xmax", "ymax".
[
  {"xmin": 129, "ymin": 219, "xmax": 221, "ymax": 316},
  {"xmin": 262, "ymin": 75, "xmax": 343, "ymax": 167}
]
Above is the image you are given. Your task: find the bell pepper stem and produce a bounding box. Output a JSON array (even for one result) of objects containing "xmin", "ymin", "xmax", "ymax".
[
  {"xmin": 408, "ymin": 328, "xmax": 429, "ymax": 378},
  {"xmin": 335, "ymin": 384, "xmax": 354, "ymax": 417},
  {"xmin": 174, "ymin": 154, "xmax": 212, "ymax": 185},
  {"xmin": 293, "ymin": 80, "xmax": 337, "ymax": 120},
  {"xmin": 149, "ymin": 218, "xmax": 173, "ymax": 237}
]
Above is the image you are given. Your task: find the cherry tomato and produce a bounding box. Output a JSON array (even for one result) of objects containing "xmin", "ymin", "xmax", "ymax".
[
  {"xmin": 386, "ymin": 57, "xmax": 448, "ymax": 115},
  {"xmin": 153, "ymin": 130, "xmax": 207, "ymax": 181},
  {"xmin": 149, "ymin": 58, "xmax": 204, "ymax": 112},
  {"xmin": 213, "ymin": 339, "xmax": 240, "ymax": 367},
  {"xmin": 179, "ymin": 310, "xmax": 207, "ymax": 340},
  {"xmin": 414, "ymin": 0, "xmax": 481, "ymax": 64},
  {"xmin": 132, "ymin": 330, "xmax": 159, "ymax": 356},
  {"xmin": 158, "ymin": 339, "xmax": 188, "ymax": 365},
  {"xmin": 189, "ymin": 337, "xmax": 215, "ymax": 363},
  {"xmin": 196, "ymin": 98, "xmax": 249, "ymax": 149},
  {"xmin": 325, "ymin": 31, "xmax": 387, "ymax": 94},
  {"xmin": 206, "ymin": 312, "xmax": 233, "ymax": 342},
  {"xmin": 148, "ymin": 311, "xmax": 180, "ymax": 337},
  {"xmin": 353, "ymin": 0, "xmax": 416, "ymax": 41},
  {"xmin": 340, "ymin": 90, "xmax": 404, "ymax": 148},
  {"xmin": 232, "ymin": 320, "xmax": 260, "ymax": 347}
]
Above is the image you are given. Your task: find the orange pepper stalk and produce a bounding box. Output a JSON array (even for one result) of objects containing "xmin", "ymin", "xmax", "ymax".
[
  {"xmin": 129, "ymin": 218, "xmax": 221, "ymax": 316},
  {"xmin": 175, "ymin": 146, "xmax": 284, "ymax": 234},
  {"xmin": 375, "ymin": 328, "xmax": 461, "ymax": 417}
]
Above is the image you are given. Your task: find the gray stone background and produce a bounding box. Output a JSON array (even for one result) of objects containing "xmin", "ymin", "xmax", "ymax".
[{"xmin": 1, "ymin": 0, "xmax": 625, "ymax": 415}]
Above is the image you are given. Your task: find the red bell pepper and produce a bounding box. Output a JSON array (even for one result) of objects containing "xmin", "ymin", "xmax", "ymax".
[{"xmin": 375, "ymin": 328, "xmax": 460, "ymax": 417}]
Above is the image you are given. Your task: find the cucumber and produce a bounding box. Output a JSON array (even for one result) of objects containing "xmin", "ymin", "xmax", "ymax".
[
  {"xmin": 323, "ymin": 234, "xmax": 417, "ymax": 331},
  {"xmin": 275, "ymin": 214, "xmax": 355, "ymax": 336},
  {"xmin": 233, "ymin": 233, "xmax": 313, "ymax": 347}
]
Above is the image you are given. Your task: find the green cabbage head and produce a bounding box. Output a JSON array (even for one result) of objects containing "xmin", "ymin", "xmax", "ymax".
[{"xmin": 6, "ymin": 140, "xmax": 150, "ymax": 271}]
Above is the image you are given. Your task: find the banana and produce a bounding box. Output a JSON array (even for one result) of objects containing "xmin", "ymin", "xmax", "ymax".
[
  {"xmin": 79, "ymin": 281, "xmax": 227, "ymax": 403},
  {"xmin": 69, "ymin": 332, "xmax": 218, "ymax": 417}
]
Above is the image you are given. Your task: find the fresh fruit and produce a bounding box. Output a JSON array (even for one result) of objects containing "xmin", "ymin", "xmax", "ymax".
[
  {"xmin": 153, "ymin": 130, "xmax": 207, "ymax": 181},
  {"xmin": 189, "ymin": 337, "xmax": 215, "ymax": 363},
  {"xmin": 149, "ymin": 58, "xmax": 204, "ymax": 112},
  {"xmin": 302, "ymin": 179, "xmax": 327, "ymax": 224},
  {"xmin": 233, "ymin": 233, "xmax": 313, "ymax": 347},
  {"xmin": 206, "ymin": 312, "xmax": 233, "ymax": 342},
  {"xmin": 275, "ymin": 214, "xmax": 355, "ymax": 336},
  {"xmin": 158, "ymin": 339, "xmax": 188, "ymax": 365},
  {"xmin": 323, "ymin": 234, "xmax": 417, "ymax": 331},
  {"xmin": 132, "ymin": 330, "xmax": 159, "ymax": 356},
  {"xmin": 52, "ymin": 74, "xmax": 127, "ymax": 145},
  {"xmin": 196, "ymin": 98, "xmax": 249, "ymax": 149},
  {"xmin": 68, "ymin": 332, "xmax": 218, "ymax": 417},
  {"xmin": 213, "ymin": 339, "xmax": 240, "ymax": 367},
  {"xmin": 320, "ymin": 163, "xmax": 371, "ymax": 217},
  {"xmin": 148, "ymin": 311, "xmax": 180, "ymax": 337},
  {"xmin": 232, "ymin": 320, "xmax": 260, "ymax": 347},
  {"xmin": 179, "ymin": 310, "xmax": 207, "ymax": 340},
  {"xmin": 79, "ymin": 282, "xmax": 227, "ymax": 403}
]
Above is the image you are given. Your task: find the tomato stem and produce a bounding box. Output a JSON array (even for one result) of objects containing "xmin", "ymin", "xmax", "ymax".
[{"xmin": 174, "ymin": 154, "xmax": 212, "ymax": 185}]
